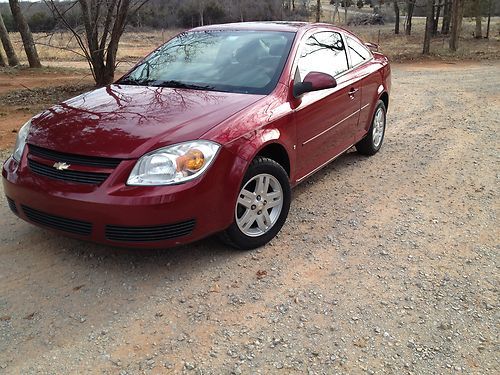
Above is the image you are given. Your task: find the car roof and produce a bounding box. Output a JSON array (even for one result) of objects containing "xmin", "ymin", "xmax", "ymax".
[{"xmin": 191, "ymin": 21, "xmax": 345, "ymax": 34}]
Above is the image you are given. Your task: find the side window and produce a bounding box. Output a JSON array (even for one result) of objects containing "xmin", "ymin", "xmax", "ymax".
[
  {"xmin": 297, "ymin": 31, "xmax": 349, "ymax": 80},
  {"xmin": 346, "ymin": 36, "xmax": 371, "ymax": 67}
]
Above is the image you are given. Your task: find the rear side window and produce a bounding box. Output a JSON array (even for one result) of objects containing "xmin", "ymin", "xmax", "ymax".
[
  {"xmin": 346, "ymin": 36, "xmax": 372, "ymax": 67},
  {"xmin": 297, "ymin": 31, "xmax": 349, "ymax": 80}
]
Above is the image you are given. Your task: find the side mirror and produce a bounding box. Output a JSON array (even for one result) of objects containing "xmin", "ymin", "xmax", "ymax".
[{"xmin": 293, "ymin": 71, "xmax": 337, "ymax": 97}]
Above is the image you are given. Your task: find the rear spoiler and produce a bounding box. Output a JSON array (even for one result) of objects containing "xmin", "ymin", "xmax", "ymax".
[{"xmin": 365, "ymin": 42, "xmax": 379, "ymax": 52}]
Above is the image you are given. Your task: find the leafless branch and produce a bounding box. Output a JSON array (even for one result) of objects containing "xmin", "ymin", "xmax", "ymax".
[
  {"xmin": 33, "ymin": 41, "xmax": 88, "ymax": 59},
  {"xmin": 44, "ymin": 0, "xmax": 95, "ymax": 81}
]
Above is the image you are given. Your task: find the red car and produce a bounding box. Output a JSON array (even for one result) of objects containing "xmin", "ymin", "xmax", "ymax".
[{"xmin": 2, "ymin": 22, "xmax": 390, "ymax": 250}]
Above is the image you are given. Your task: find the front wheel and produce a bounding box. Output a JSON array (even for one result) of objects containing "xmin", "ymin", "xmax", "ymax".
[
  {"xmin": 355, "ymin": 100, "xmax": 386, "ymax": 156},
  {"xmin": 220, "ymin": 157, "xmax": 291, "ymax": 250}
]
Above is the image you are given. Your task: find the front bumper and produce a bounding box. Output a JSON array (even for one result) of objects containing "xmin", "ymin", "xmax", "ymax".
[{"xmin": 2, "ymin": 148, "xmax": 246, "ymax": 248}]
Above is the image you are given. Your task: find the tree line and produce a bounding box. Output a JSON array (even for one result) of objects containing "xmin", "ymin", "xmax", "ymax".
[
  {"xmin": 0, "ymin": 0, "xmax": 497, "ymax": 84},
  {"xmin": 2, "ymin": 0, "xmax": 495, "ymax": 32},
  {"xmin": 420, "ymin": 0, "xmax": 496, "ymax": 53},
  {"xmin": 0, "ymin": 0, "xmax": 314, "ymax": 32}
]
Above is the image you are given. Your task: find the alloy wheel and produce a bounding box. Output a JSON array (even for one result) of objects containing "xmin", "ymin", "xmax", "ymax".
[
  {"xmin": 235, "ymin": 173, "xmax": 284, "ymax": 237},
  {"xmin": 372, "ymin": 107, "xmax": 385, "ymax": 148}
]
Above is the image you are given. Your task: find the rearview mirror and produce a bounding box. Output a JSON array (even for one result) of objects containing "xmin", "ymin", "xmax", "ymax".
[{"xmin": 293, "ymin": 71, "xmax": 337, "ymax": 97}]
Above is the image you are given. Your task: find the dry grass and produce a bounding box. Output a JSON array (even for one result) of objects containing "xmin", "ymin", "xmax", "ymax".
[
  {"xmin": 346, "ymin": 17, "xmax": 500, "ymax": 62},
  {"xmin": 6, "ymin": 30, "xmax": 180, "ymax": 70}
]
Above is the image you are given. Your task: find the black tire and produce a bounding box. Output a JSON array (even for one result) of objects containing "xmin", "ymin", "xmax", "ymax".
[
  {"xmin": 355, "ymin": 100, "xmax": 387, "ymax": 156},
  {"xmin": 220, "ymin": 157, "xmax": 291, "ymax": 250}
]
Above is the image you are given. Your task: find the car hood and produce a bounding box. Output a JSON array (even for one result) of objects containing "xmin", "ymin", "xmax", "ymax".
[{"xmin": 28, "ymin": 84, "xmax": 264, "ymax": 159}]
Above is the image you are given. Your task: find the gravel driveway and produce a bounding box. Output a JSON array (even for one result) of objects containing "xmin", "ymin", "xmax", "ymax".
[{"xmin": 0, "ymin": 62, "xmax": 498, "ymax": 374}]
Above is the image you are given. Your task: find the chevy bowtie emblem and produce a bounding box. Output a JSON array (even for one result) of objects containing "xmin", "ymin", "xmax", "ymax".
[{"xmin": 53, "ymin": 162, "xmax": 70, "ymax": 171}]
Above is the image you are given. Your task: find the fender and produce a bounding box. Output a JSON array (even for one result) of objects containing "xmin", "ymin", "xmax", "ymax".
[{"xmin": 226, "ymin": 126, "xmax": 295, "ymax": 182}]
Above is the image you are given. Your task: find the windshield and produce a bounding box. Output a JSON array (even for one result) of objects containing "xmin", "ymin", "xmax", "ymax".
[{"xmin": 118, "ymin": 30, "xmax": 295, "ymax": 95}]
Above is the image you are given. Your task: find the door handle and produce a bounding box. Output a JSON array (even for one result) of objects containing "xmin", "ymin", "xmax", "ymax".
[{"xmin": 348, "ymin": 88, "xmax": 359, "ymax": 96}]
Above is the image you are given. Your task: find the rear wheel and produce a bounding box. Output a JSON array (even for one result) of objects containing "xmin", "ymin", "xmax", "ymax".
[
  {"xmin": 355, "ymin": 100, "xmax": 386, "ymax": 156},
  {"xmin": 220, "ymin": 157, "xmax": 291, "ymax": 250}
]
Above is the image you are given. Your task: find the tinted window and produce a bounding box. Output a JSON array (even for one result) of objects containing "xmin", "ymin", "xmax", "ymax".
[
  {"xmin": 346, "ymin": 36, "xmax": 371, "ymax": 67},
  {"xmin": 119, "ymin": 30, "xmax": 295, "ymax": 95},
  {"xmin": 297, "ymin": 31, "xmax": 348, "ymax": 80}
]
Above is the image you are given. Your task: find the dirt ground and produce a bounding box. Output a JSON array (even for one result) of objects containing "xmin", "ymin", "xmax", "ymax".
[
  {"xmin": 0, "ymin": 68, "xmax": 94, "ymax": 150},
  {"xmin": 0, "ymin": 61, "xmax": 499, "ymax": 374}
]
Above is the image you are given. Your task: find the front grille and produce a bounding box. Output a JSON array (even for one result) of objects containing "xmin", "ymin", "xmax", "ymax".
[
  {"xmin": 28, "ymin": 159, "xmax": 110, "ymax": 185},
  {"xmin": 29, "ymin": 144, "xmax": 121, "ymax": 168},
  {"xmin": 6, "ymin": 196, "xmax": 18, "ymax": 214},
  {"xmin": 105, "ymin": 220, "xmax": 196, "ymax": 242},
  {"xmin": 21, "ymin": 205, "xmax": 92, "ymax": 236}
]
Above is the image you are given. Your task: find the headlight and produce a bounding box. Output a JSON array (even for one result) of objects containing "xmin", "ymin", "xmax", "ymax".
[
  {"xmin": 13, "ymin": 120, "xmax": 31, "ymax": 162},
  {"xmin": 127, "ymin": 140, "xmax": 220, "ymax": 186}
]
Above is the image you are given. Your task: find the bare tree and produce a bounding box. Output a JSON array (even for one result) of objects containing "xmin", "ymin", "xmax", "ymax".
[
  {"xmin": 0, "ymin": 8, "xmax": 19, "ymax": 66},
  {"xmin": 344, "ymin": 0, "xmax": 350, "ymax": 23},
  {"xmin": 441, "ymin": 0, "xmax": 452, "ymax": 34},
  {"xmin": 315, "ymin": 0, "xmax": 321, "ymax": 22},
  {"xmin": 9, "ymin": 0, "xmax": 42, "ymax": 68},
  {"xmin": 332, "ymin": 0, "xmax": 341, "ymax": 23},
  {"xmin": 485, "ymin": 0, "xmax": 492, "ymax": 38},
  {"xmin": 449, "ymin": 0, "xmax": 464, "ymax": 51},
  {"xmin": 46, "ymin": 0, "xmax": 150, "ymax": 86},
  {"xmin": 394, "ymin": 1, "xmax": 400, "ymax": 34},
  {"xmin": 433, "ymin": 0, "xmax": 442, "ymax": 36},
  {"xmin": 474, "ymin": 0, "xmax": 482, "ymax": 38},
  {"xmin": 0, "ymin": 46, "xmax": 6, "ymax": 67},
  {"xmin": 405, "ymin": 0, "xmax": 415, "ymax": 35},
  {"xmin": 423, "ymin": 0, "xmax": 434, "ymax": 54},
  {"xmin": 193, "ymin": 0, "xmax": 206, "ymax": 26}
]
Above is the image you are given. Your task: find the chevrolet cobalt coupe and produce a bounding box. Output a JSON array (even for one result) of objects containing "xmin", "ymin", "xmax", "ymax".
[{"xmin": 3, "ymin": 22, "xmax": 390, "ymax": 250}]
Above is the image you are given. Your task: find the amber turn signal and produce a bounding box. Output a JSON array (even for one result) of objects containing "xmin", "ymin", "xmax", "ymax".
[{"xmin": 176, "ymin": 149, "xmax": 205, "ymax": 172}]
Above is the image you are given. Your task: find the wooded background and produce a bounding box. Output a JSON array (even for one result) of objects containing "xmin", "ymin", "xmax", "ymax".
[
  {"xmin": 0, "ymin": 0, "xmax": 498, "ymax": 31},
  {"xmin": 0, "ymin": 0, "xmax": 498, "ymax": 84}
]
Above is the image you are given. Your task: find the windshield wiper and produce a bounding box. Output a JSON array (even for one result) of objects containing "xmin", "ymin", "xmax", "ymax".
[
  {"xmin": 117, "ymin": 77, "xmax": 154, "ymax": 86},
  {"xmin": 156, "ymin": 80, "xmax": 214, "ymax": 91}
]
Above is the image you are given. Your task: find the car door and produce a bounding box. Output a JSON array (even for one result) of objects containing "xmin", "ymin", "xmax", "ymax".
[
  {"xmin": 293, "ymin": 31, "xmax": 361, "ymax": 180},
  {"xmin": 345, "ymin": 35, "xmax": 380, "ymax": 141}
]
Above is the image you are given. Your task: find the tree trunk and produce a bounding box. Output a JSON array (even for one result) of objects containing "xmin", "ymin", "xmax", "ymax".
[
  {"xmin": 0, "ymin": 47, "xmax": 6, "ymax": 67},
  {"xmin": 193, "ymin": 0, "xmax": 204, "ymax": 26},
  {"xmin": 486, "ymin": 0, "xmax": 492, "ymax": 38},
  {"xmin": 332, "ymin": 1, "xmax": 340, "ymax": 23},
  {"xmin": 199, "ymin": 10, "xmax": 204, "ymax": 26},
  {"xmin": 474, "ymin": 0, "xmax": 482, "ymax": 38},
  {"xmin": 236, "ymin": 0, "xmax": 243, "ymax": 21},
  {"xmin": 316, "ymin": 0, "xmax": 321, "ymax": 22},
  {"xmin": 344, "ymin": 2, "xmax": 348, "ymax": 23},
  {"xmin": 441, "ymin": 0, "xmax": 451, "ymax": 34},
  {"xmin": 102, "ymin": 0, "xmax": 130, "ymax": 86},
  {"xmin": 394, "ymin": 1, "xmax": 400, "ymax": 34},
  {"xmin": 0, "ymin": 9, "xmax": 19, "ymax": 66},
  {"xmin": 433, "ymin": 0, "xmax": 441, "ymax": 36},
  {"xmin": 406, "ymin": 0, "xmax": 415, "ymax": 35},
  {"xmin": 9, "ymin": 0, "xmax": 41, "ymax": 68},
  {"xmin": 449, "ymin": 0, "xmax": 464, "ymax": 51},
  {"xmin": 423, "ymin": 0, "xmax": 434, "ymax": 54}
]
